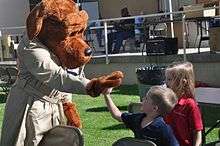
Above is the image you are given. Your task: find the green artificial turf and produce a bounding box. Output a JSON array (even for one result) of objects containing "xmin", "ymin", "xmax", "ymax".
[{"xmin": 0, "ymin": 85, "xmax": 219, "ymax": 146}]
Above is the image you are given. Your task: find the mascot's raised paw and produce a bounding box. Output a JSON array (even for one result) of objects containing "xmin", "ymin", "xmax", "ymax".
[{"xmin": 86, "ymin": 71, "xmax": 124, "ymax": 97}]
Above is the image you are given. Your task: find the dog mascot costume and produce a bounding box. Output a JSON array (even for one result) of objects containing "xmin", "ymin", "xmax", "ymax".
[{"xmin": 0, "ymin": 0, "xmax": 123, "ymax": 145}]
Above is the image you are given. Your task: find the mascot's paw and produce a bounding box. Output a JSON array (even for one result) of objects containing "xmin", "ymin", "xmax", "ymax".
[
  {"xmin": 86, "ymin": 71, "xmax": 124, "ymax": 97},
  {"xmin": 63, "ymin": 102, "xmax": 82, "ymax": 128}
]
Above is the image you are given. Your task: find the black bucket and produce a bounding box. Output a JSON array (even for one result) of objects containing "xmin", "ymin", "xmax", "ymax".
[{"xmin": 136, "ymin": 65, "xmax": 166, "ymax": 101}]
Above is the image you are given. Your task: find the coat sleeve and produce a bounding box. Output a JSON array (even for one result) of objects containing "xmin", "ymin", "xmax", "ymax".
[{"xmin": 18, "ymin": 44, "xmax": 90, "ymax": 93}]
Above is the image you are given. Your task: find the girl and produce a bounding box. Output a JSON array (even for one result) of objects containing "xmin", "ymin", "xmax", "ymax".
[{"xmin": 165, "ymin": 62, "xmax": 203, "ymax": 146}]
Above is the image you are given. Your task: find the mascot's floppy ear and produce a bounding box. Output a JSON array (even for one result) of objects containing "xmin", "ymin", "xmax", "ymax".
[
  {"xmin": 26, "ymin": 3, "xmax": 45, "ymax": 40},
  {"xmin": 26, "ymin": 0, "xmax": 56, "ymax": 40}
]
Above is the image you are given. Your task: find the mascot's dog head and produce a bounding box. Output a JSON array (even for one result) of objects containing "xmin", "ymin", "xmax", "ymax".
[{"xmin": 26, "ymin": 0, "xmax": 92, "ymax": 69}]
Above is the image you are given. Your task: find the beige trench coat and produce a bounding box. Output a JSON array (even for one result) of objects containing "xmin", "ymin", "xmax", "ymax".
[{"xmin": 0, "ymin": 33, "xmax": 89, "ymax": 146}]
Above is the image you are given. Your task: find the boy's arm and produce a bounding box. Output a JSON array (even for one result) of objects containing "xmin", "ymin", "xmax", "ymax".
[
  {"xmin": 193, "ymin": 130, "xmax": 202, "ymax": 146},
  {"xmin": 104, "ymin": 94, "xmax": 122, "ymax": 122}
]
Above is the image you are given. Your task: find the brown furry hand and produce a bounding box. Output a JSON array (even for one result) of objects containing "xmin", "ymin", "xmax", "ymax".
[
  {"xmin": 86, "ymin": 71, "xmax": 124, "ymax": 97},
  {"xmin": 63, "ymin": 102, "xmax": 82, "ymax": 128}
]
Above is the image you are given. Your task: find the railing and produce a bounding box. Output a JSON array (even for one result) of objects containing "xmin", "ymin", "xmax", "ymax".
[
  {"xmin": 0, "ymin": 6, "xmax": 219, "ymax": 64},
  {"xmin": 89, "ymin": 6, "xmax": 219, "ymax": 63}
]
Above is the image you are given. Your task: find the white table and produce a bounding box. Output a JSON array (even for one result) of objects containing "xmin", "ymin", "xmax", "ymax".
[
  {"xmin": 195, "ymin": 87, "xmax": 220, "ymax": 106},
  {"xmin": 196, "ymin": 87, "xmax": 220, "ymax": 146},
  {"xmin": 0, "ymin": 61, "xmax": 17, "ymax": 66}
]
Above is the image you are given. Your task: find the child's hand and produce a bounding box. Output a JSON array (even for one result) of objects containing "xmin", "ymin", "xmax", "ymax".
[{"xmin": 102, "ymin": 88, "xmax": 113, "ymax": 95}]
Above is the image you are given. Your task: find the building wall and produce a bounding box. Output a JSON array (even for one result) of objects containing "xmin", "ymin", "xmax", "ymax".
[
  {"xmin": 0, "ymin": 0, "xmax": 30, "ymax": 29},
  {"xmin": 98, "ymin": 0, "xmax": 195, "ymax": 19},
  {"xmin": 98, "ymin": 0, "xmax": 159, "ymax": 19},
  {"xmin": 85, "ymin": 54, "xmax": 220, "ymax": 86},
  {"xmin": 82, "ymin": 2, "xmax": 99, "ymax": 20}
]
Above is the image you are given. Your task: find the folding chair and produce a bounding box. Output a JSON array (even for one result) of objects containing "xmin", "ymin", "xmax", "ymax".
[
  {"xmin": 0, "ymin": 67, "xmax": 11, "ymax": 94},
  {"xmin": 112, "ymin": 137, "xmax": 157, "ymax": 146},
  {"xmin": 5, "ymin": 67, "xmax": 18, "ymax": 85},
  {"xmin": 122, "ymin": 37, "xmax": 136, "ymax": 52},
  {"xmin": 149, "ymin": 23, "xmax": 167, "ymax": 39},
  {"xmin": 39, "ymin": 125, "xmax": 84, "ymax": 146}
]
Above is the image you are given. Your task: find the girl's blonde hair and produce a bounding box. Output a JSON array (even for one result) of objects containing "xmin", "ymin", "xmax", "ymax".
[
  {"xmin": 147, "ymin": 86, "xmax": 177, "ymax": 116},
  {"xmin": 165, "ymin": 61, "xmax": 195, "ymax": 98}
]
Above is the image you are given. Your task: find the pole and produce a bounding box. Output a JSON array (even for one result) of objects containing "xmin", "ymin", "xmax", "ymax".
[
  {"xmin": 164, "ymin": 0, "xmax": 167, "ymax": 13},
  {"xmin": 0, "ymin": 30, "xmax": 3, "ymax": 61},
  {"xmin": 168, "ymin": 0, "xmax": 174, "ymax": 38},
  {"xmin": 104, "ymin": 21, "xmax": 109, "ymax": 64},
  {"xmin": 182, "ymin": 14, "xmax": 187, "ymax": 61},
  {"xmin": 219, "ymin": 1, "xmax": 220, "ymax": 15},
  {"xmin": 77, "ymin": 0, "xmax": 82, "ymax": 10}
]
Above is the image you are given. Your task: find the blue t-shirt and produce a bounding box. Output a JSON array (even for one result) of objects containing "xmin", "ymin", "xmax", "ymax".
[{"xmin": 121, "ymin": 112, "xmax": 179, "ymax": 146}]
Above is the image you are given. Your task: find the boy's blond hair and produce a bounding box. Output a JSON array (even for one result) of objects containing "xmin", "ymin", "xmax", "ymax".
[
  {"xmin": 165, "ymin": 61, "xmax": 195, "ymax": 98},
  {"xmin": 147, "ymin": 86, "xmax": 177, "ymax": 116}
]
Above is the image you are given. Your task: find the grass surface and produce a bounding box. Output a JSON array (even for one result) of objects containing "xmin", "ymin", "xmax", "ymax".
[{"xmin": 0, "ymin": 85, "xmax": 219, "ymax": 146}]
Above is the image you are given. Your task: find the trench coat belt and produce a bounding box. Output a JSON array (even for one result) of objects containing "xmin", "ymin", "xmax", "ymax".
[{"xmin": 16, "ymin": 78, "xmax": 63, "ymax": 104}]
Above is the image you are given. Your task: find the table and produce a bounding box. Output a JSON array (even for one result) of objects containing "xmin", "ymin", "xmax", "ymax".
[
  {"xmin": 0, "ymin": 61, "xmax": 17, "ymax": 67},
  {"xmin": 186, "ymin": 17, "xmax": 214, "ymax": 53},
  {"xmin": 195, "ymin": 87, "xmax": 220, "ymax": 145},
  {"xmin": 195, "ymin": 87, "xmax": 220, "ymax": 106}
]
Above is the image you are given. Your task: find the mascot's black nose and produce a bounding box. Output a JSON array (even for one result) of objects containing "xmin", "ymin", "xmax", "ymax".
[{"xmin": 85, "ymin": 48, "xmax": 93, "ymax": 56}]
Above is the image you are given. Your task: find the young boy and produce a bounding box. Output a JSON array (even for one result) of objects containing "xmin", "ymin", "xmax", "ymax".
[{"xmin": 103, "ymin": 86, "xmax": 179, "ymax": 146}]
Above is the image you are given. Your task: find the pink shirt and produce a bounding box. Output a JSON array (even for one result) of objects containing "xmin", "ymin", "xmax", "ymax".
[{"xmin": 165, "ymin": 96, "xmax": 203, "ymax": 146}]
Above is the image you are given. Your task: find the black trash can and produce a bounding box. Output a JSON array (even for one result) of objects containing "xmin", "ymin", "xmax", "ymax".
[{"xmin": 136, "ymin": 65, "xmax": 166, "ymax": 101}]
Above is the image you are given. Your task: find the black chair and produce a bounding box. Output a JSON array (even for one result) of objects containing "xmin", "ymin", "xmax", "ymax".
[
  {"xmin": 39, "ymin": 125, "xmax": 84, "ymax": 146},
  {"xmin": 0, "ymin": 67, "xmax": 11, "ymax": 94},
  {"xmin": 202, "ymin": 120, "xmax": 220, "ymax": 146},
  {"xmin": 5, "ymin": 67, "xmax": 18, "ymax": 85},
  {"xmin": 201, "ymin": 105, "xmax": 220, "ymax": 146},
  {"xmin": 142, "ymin": 37, "xmax": 178, "ymax": 56},
  {"xmin": 112, "ymin": 137, "xmax": 157, "ymax": 146}
]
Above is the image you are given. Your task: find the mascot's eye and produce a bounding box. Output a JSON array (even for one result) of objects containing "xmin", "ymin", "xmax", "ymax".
[
  {"xmin": 69, "ymin": 32, "xmax": 77, "ymax": 37},
  {"xmin": 69, "ymin": 28, "xmax": 84, "ymax": 37}
]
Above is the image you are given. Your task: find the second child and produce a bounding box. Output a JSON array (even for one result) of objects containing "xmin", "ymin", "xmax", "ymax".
[
  {"xmin": 165, "ymin": 62, "xmax": 203, "ymax": 146},
  {"xmin": 103, "ymin": 86, "xmax": 179, "ymax": 146}
]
